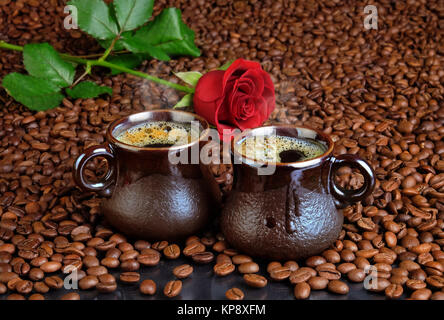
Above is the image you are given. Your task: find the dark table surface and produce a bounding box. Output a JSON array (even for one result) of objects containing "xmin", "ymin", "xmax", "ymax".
[{"xmin": 0, "ymin": 256, "xmax": 396, "ymax": 300}]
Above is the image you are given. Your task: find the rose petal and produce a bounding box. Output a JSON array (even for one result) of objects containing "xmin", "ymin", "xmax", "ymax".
[
  {"xmin": 194, "ymin": 70, "xmax": 225, "ymax": 102},
  {"xmin": 223, "ymin": 59, "xmax": 262, "ymax": 86}
]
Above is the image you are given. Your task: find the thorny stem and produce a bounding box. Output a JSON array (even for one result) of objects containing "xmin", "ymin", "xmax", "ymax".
[{"xmin": 0, "ymin": 40, "xmax": 195, "ymax": 94}]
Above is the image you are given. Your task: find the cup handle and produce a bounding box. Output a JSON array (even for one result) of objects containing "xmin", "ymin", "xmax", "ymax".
[
  {"xmin": 73, "ymin": 144, "xmax": 116, "ymax": 197},
  {"xmin": 329, "ymin": 154, "xmax": 375, "ymax": 206}
]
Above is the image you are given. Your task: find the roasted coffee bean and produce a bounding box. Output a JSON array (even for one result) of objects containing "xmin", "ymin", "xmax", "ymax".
[
  {"xmin": 232, "ymin": 255, "xmax": 252, "ymax": 265},
  {"xmin": 337, "ymin": 263, "xmax": 356, "ymax": 274},
  {"xmin": 137, "ymin": 249, "xmax": 160, "ymax": 266},
  {"xmin": 152, "ymin": 241, "xmax": 168, "ymax": 251},
  {"xmin": 34, "ymin": 281, "xmax": 49, "ymax": 294},
  {"xmin": 327, "ymin": 280, "xmax": 349, "ymax": 295},
  {"xmin": 0, "ymin": 272, "xmax": 18, "ymax": 283},
  {"xmin": 316, "ymin": 264, "xmax": 341, "ymax": 280},
  {"xmin": 283, "ymin": 261, "xmax": 299, "ymax": 272},
  {"xmin": 29, "ymin": 294, "xmax": 45, "ymax": 300},
  {"xmin": 410, "ymin": 288, "xmax": 432, "ymax": 300},
  {"xmin": 140, "ymin": 279, "xmax": 156, "ymax": 295},
  {"xmin": 270, "ymin": 266, "xmax": 291, "ymax": 281},
  {"xmin": 406, "ymin": 279, "xmax": 427, "ymax": 291},
  {"xmin": 7, "ymin": 294, "xmax": 25, "ymax": 300},
  {"xmin": 87, "ymin": 266, "xmax": 108, "ymax": 276},
  {"xmin": 15, "ymin": 279, "xmax": 33, "ymax": 294},
  {"xmin": 120, "ymin": 272, "xmax": 140, "ymax": 284},
  {"xmin": 120, "ymin": 259, "xmax": 140, "ymax": 272},
  {"xmin": 243, "ymin": 274, "xmax": 267, "ymax": 288},
  {"xmin": 164, "ymin": 280, "xmax": 182, "ymax": 298},
  {"xmin": 173, "ymin": 264, "xmax": 193, "ymax": 279},
  {"xmin": 294, "ymin": 282, "xmax": 311, "ymax": 300},
  {"xmin": 225, "ymin": 288, "xmax": 244, "ymax": 300},
  {"xmin": 101, "ymin": 257, "xmax": 120, "ymax": 268},
  {"xmin": 61, "ymin": 292, "xmax": 81, "ymax": 300},
  {"xmin": 183, "ymin": 242, "xmax": 205, "ymax": 257},
  {"xmin": 238, "ymin": 262, "xmax": 259, "ymax": 274},
  {"xmin": 40, "ymin": 261, "xmax": 62, "ymax": 273},
  {"xmin": 267, "ymin": 262, "xmax": 281, "ymax": 273},
  {"xmin": 305, "ymin": 256, "xmax": 326, "ymax": 267},
  {"xmin": 214, "ymin": 263, "xmax": 235, "ymax": 276},
  {"xmin": 347, "ymin": 269, "xmax": 365, "ymax": 283},
  {"xmin": 191, "ymin": 252, "xmax": 214, "ymax": 264},
  {"xmin": 308, "ymin": 276, "xmax": 329, "ymax": 290},
  {"xmin": 163, "ymin": 244, "xmax": 180, "ymax": 259},
  {"xmin": 79, "ymin": 275, "xmax": 98, "ymax": 290},
  {"xmin": 366, "ymin": 278, "xmax": 391, "ymax": 292},
  {"xmin": 289, "ymin": 268, "xmax": 312, "ymax": 284},
  {"xmin": 385, "ymin": 284, "xmax": 403, "ymax": 299},
  {"xmin": 44, "ymin": 276, "xmax": 63, "ymax": 289},
  {"xmin": 216, "ymin": 254, "xmax": 232, "ymax": 264}
]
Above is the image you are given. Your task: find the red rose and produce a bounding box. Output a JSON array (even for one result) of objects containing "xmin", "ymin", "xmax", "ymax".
[{"xmin": 193, "ymin": 59, "xmax": 275, "ymax": 140}]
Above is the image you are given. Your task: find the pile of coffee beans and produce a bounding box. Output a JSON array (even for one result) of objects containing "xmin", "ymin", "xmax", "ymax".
[{"xmin": 0, "ymin": 0, "xmax": 443, "ymax": 300}]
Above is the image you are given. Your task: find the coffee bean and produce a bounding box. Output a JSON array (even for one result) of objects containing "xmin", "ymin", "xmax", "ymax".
[
  {"xmin": 214, "ymin": 263, "xmax": 235, "ymax": 276},
  {"xmin": 15, "ymin": 279, "xmax": 33, "ymax": 294},
  {"xmin": 267, "ymin": 262, "xmax": 281, "ymax": 273},
  {"xmin": 425, "ymin": 276, "xmax": 444, "ymax": 289},
  {"xmin": 152, "ymin": 241, "xmax": 168, "ymax": 251},
  {"xmin": 137, "ymin": 249, "xmax": 160, "ymax": 266},
  {"xmin": 40, "ymin": 261, "xmax": 61, "ymax": 273},
  {"xmin": 0, "ymin": 271, "xmax": 18, "ymax": 283},
  {"xmin": 120, "ymin": 272, "xmax": 140, "ymax": 284},
  {"xmin": 289, "ymin": 268, "xmax": 312, "ymax": 284},
  {"xmin": 232, "ymin": 254, "xmax": 252, "ymax": 265},
  {"xmin": 34, "ymin": 281, "xmax": 49, "ymax": 293},
  {"xmin": 327, "ymin": 280, "xmax": 349, "ymax": 295},
  {"xmin": 431, "ymin": 292, "xmax": 444, "ymax": 300},
  {"xmin": 183, "ymin": 242, "xmax": 205, "ymax": 257},
  {"xmin": 44, "ymin": 276, "xmax": 63, "ymax": 289},
  {"xmin": 238, "ymin": 262, "xmax": 259, "ymax": 274},
  {"xmin": 366, "ymin": 278, "xmax": 391, "ymax": 292},
  {"xmin": 163, "ymin": 244, "xmax": 180, "ymax": 259},
  {"xmin": 347, "ymin": 269, "xmax": 366, "ymax": 283},
  {"xmin": 225, "ymin": 287, "xmax": 244, "ymax": 300},
  {"xmin": 308, "ymin": 276, "xmax": 329, "ymax": 290},
  {"xmin": 410, "ymin": 288, "xmax": 432, "ymax": 300},
  {"xmin": 29, "ymin": 294, "xmax": 45, "ymax": 300},
  {"xmin": 101, "ymin": 257, "xmax": 120, "ymax": 268},
  {"xmin": 337, "ymin": 263, "xmax": 356, "ymax": 274},
  {"xmin": 164, "ymin": 280, "xmax": 182, "ymax": 298},
  {"xmin": 61, "ymin": 292, "xmax": 80, "ymax": 300},
  {"xmin": 270, "ymin": 266, "xmax": 291, "ymax": 281},
  {"xmin": 216, "ymin": 254, "xmax": 232, "ymax": 264},
  {"xmin": 283, "ymin": 261, "xmax": 299, "ymax": 272},
  {"xmin": 7, "ymin": 293, "xmax": 25, "ymax": 300},
  {"xmin": 191, "ymin": 252, "xmax": 214, "ymax": 264},
  {"xmin": 120, "ymin": 259, "xmax": 140, "ymax": 272},
  {"xmin": 79, "ymin": 275, "xmax": 98, "ymax": 290},
  {"xmin": 317, "ymin": 264, "xmax": 341, "ymax": 280},
  {"xmin": 243, "ymin": 274, "xmax": 267, "ymax": 288},
  {"xmin": 140, "ymin": 279, "xmax": 156, "ymax": 295},
  {"xmin": 294, "ymin": 282, "xmax": 311, "ymax": 300},
  {"xmin": 385, "ymin": 284, "xmax": 403, "ymax": 299},
  {"xmin": 173, "ymin": 264, "xmax": 193, "ymax": 279}
]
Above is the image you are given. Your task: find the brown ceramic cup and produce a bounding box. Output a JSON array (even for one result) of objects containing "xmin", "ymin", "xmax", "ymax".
[
  {"xmin": 221, "ymin": 125, "xmax": 376, "ymax": 261},
  {"xmin": 73, "ymin": 110, "xmax": 219, "ymax": 240}
]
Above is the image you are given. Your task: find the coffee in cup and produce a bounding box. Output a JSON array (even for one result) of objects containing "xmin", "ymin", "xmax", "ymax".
[
  {"xmin": 236, "ymin": 135, "xmax": 326, "ymax": 163},
  {"xmin": 116, "ymin": 121, "xmax": 198, "ymax": 148}
]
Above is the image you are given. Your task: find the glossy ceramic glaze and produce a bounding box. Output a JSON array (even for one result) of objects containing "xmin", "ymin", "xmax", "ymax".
[{"xmin": 221, "ymin": 125, "xmax": 375, "ymax": 260}]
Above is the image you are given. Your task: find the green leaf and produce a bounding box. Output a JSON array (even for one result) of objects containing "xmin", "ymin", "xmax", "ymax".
[
  {"xmin": 113, "ymin": 0, "xmax": 154, "ymax": 32},
  {"xmin": 132, "ymin": 8, "xmax": 200, "ymax": 57},
  {"xmin": 173, "ymin": 93, "xmax": 193, "ymax": 109},
  {"xmin": 2, "ymin": 73, "xmax": 64, "ymax": 111},
  {"xmin": 23, "ymin": 43, "xmax": 75, "ymax": 88},
  {"xmin": 174, "ymin": 71, "xmax": 202, "ymax": 86},
  {"xmin": 121, "ymin": 34, "xmax": 170, "ymax": 61},
  {"xmin": 67, "ymin": 0, "xmax": 119, "ymax": 40},
  {"xmin": 66, "ymin": 81, "xmax": 112, "ymax": 99},
  {"xmin": 218, "ymin": 59, "xmax": 235, "ymax": 71},
  {"xmin": 98, "ymin": 33, "xmax": 129, "ymax": 51},
  {"xmin": 106, "ymin": 54, "xmax": 145, "ymax": 75}
]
